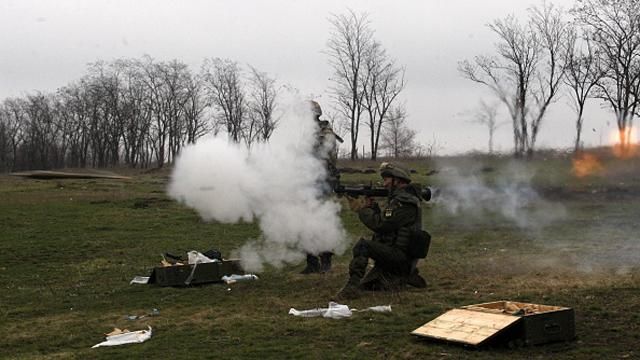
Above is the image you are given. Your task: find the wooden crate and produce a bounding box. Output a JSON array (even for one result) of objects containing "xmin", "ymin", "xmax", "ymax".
[{"xmin": 412, "ymin": 300, "xmax": 575, "ymax": 347}]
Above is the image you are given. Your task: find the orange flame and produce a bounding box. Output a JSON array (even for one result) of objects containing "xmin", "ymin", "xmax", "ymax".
[
  {"xmin": 610, "ymin": 126, "xmax": 638, "ymax": 158},
  {"xmin": 572, "ymin": 152, "xmax": 603, "ymax": 178}
]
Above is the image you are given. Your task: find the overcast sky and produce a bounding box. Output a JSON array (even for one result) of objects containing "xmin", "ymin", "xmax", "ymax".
[{"xmin": 0, "ymin": 0, "xmax": 626, "ymax": 155}]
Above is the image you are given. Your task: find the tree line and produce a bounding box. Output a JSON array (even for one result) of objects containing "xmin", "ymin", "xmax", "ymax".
[
  {"xmin": 0, "ymin": 5, "xmax": 445, "ymax": 172},
  {"xmin": 11, "ymin": 1, "xmax": 629, "ymax": 171},
  {"xmin": 0, "ymin": 56, "xmax": 280, "ymax": 172},
  {"xmin": 459, "ymin": 0, "xmax": 640, "ymax": 157}
]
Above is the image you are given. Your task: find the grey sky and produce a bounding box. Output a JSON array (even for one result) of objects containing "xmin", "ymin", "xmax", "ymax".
[{"xmin": 0, "ymin": 0, "xmax": 624, "ymax": 154}]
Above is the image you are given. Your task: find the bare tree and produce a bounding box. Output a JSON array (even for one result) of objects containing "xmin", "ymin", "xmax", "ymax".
[
  {"xmin": 85, "ymin": 61, "xmax": 123, "ymax": 167},
  {"xmin": 327, "ymin": 9, "xmax": 373, "ymax": 159},
  {"xmin": 470, "ymin": 100, "xmax": 504, "ymax": 154},
  {"xmin": 459, "ymin": 2, "xmax": 570, "ymax": 157},
  {"xmin": 201, "ymin": 58, "xmax": 246, "ymax": 143},
  {"xmin": 155, "ymin": 59, "xmax": 191, "ymax": 164},
  {"xmin": 0, "ymin": 99, "xmax": 26, "ymax": 170},
  {"xmin": 362, "ymin": 41, "xmax": 406, "ymax": 160},
  {"xmin": 380, "ymin": 105, "xmax": 418, "ymax": 158},
  {"xmin": 246, "ymin": 66, "xmax": 279, "ymax": 145},
  {"xmin": 574, "ymin": 0, "xmax": 640, "ymax": 150},
  {"xmin": 0, "ymin": 56, "xmax": 272, "ymax": 170},
  {"xmin": 0, "ymin": 105, "xmax": 11, "ymax": 171},
  {"xmin": 115, "ymin": 60, "xmax": 153, "ymax": 168},
  {"xmin": 564, "ymin": 29, "xmax": 604, "ymax": 152},
  {"xmin": 182, "ymin": 70, "xmax": 210, "ymax": 146}
]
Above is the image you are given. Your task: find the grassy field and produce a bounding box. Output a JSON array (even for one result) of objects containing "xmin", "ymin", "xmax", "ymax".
[{"xmin": 1, "ymin": 151, "xmax": 639, "ymax": 359}]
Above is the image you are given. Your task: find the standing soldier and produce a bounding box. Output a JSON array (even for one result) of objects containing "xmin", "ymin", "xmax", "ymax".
[
  {"xmin": 300, "ymin": 100, "xmax": 343, "ymax": 274},
  {"xmin": 334, "ymin": 162, "xmax": 427, "ymax": 300}
]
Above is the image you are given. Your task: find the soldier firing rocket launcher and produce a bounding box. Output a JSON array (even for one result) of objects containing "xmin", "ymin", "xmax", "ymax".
[{"xmin": 334, "ymin": 183, "xmax": 433, "ymax": 202}]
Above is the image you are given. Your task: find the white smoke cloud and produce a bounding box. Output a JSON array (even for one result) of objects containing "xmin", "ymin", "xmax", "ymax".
[
  {"xmin": 437, "ymin": 162, "xmax": 566, "ymax": 229},
  {"xmin": 167, "ymin": 100, "xmax": 347, "ymax": 272}
]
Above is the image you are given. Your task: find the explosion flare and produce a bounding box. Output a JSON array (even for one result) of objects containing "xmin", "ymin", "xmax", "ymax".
[
  {"xmin": 571, "ymin": 153, "xmax": 604, "ymax": 178},
  {"xmin": 609, "ymin": 126, "xmax": 638, "ymax": 159}
]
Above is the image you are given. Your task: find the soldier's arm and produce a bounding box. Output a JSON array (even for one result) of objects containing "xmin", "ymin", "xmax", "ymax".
[{"xmin": 358, "ymin": 201, "xmax": 417, "ymax": 235}]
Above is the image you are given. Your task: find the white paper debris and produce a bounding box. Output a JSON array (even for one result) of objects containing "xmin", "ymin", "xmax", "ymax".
[
  {"xmin": 92, "ymin": 326, "xmax": 152, "ymax": 348},
  {"xmin": 129, "ymin": 276, "xmax": 150, "ymax": 285},
  {"xmin": 287, "ymin": 308, "xmax": 326, "ymax": 317},
  {"xmin": 353, "ymin": 305, "xmax": 392, "ymax": 313},
  {"xmin": 288, "ymin": 302, "xmax": 353, "ymax": 319},
  {"xmin": 323, "ymin": 302, "xmax": 352, "ymax": 319},
  {"xmin": 221, "ymin": 274, "xmax": 259, "ymax": 284},
  {"xmin": 187, "ymin": 251, "xmax": 219, "ymax": 264}
]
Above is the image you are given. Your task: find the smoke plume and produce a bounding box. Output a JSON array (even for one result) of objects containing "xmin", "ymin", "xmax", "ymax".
[
  {"xmin": 437, "ymin": 162, "xmax": 566, "ymax": 229},
  {"xmin": 167, "ymin": 100, "xmax": 346, "ymax": 272}
]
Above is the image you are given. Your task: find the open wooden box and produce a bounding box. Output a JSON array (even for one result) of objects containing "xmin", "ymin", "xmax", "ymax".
[{"xmin": 412, "ymin": 301, "xmax": 575, "ymax": 347}]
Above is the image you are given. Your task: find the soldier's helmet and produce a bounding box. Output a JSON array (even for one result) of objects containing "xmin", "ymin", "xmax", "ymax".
[
  {"xmin": 308, "ymin": 100, "xmax": 322, "ymax": 117},
  {"xmin": 379, "ymin": 162, "xmax": 412, "ymax": 183}
]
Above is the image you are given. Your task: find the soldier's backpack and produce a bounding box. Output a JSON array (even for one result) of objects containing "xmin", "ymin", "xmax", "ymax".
[{"xmin": 408, "ymin": 229, "xmax": 431, "ymax": 259}]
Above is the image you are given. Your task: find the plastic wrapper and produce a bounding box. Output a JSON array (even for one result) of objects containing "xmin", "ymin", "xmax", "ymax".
[
  {"xmin": 187, "ymin": 251, "xmax": 219, "ymax": 264},
  {"xmin": 92, "ymin": 326, "xmax": 152, "ymax": 348},
  {"xmin": 288, "ymin": 302, "xmax": 353, "ymax": 319},
  {"xmin": 221, "ymin": 274, "xmax": 259, "ymax": 284}
]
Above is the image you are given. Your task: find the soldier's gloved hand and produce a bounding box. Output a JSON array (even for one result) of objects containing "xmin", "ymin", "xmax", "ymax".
[{"xmin": 347, "ymin": 196, "xmax": 366, "ymax": 212}]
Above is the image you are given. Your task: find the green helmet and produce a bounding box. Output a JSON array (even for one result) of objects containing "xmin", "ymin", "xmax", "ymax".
[
  {"xmin": 308, "ymin": 100, "xmax": 322, "ymax": 117},
  {"xmin": 379, "ymin": 162, "xmax": 412, "ymax": 183}
]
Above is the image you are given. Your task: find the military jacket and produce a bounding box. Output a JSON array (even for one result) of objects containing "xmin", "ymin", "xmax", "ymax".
[
  {"xmin": 357, "ymin": 186, "xmax": 421, "ymax": 254},
  {"xmin": 314, "ymin": 120, "xmax": 340, "ymax": 187}
]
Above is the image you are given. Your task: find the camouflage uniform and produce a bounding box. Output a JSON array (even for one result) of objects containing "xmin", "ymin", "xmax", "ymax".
[
  {"xmin": 301, "ymin": 100, "xmax": 342, "ymax": 274},
  {"xmin": 335, "ymin": 163, "xmax": 426, "ymax": 299},
  {"xmin": 314, "ymin": 119, "xmax": 341, "ymax": 194}
]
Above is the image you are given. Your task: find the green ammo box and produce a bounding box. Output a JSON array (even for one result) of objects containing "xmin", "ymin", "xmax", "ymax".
[
  {"xmin": 148, "ymin": 259, "xmax": 243, "ymax": 287},
  {"xmin": 412, "ymin": 301, "xmax": 575, "ymax": 347}
]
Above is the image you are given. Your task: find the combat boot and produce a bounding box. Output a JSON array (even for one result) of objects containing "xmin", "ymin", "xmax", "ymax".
[
  {"xmin": 319, "ymin": 252, "xmax": 333, "ymax": 273},
  {"xmin": 300, "ymin": 254, "xmax": 321, "ymax": 274},
  {"xmin": 407, "ymin": 270, "xmax": 427, "ymax": 288},
  {"xmin": 333, "ymin": 283, "xmax": 362, "ymax": 301}
]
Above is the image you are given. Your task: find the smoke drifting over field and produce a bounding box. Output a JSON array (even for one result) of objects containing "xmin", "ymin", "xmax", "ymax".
[
  {"xmin": 168, "ymin": 100, "xmax": 346, "ymax": 272},
  {"xmin": 436, "ymin": 157, "xmax": 640, "ymax": 274},
  {"xmin": 437, "ymin": 162, "xmax": 566, "ymax": 229}
]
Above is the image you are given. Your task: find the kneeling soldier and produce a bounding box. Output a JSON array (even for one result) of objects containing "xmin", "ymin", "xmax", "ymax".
[{"xmin": 335, "ymin": 162, "xmax": 427, "ymax": 300}]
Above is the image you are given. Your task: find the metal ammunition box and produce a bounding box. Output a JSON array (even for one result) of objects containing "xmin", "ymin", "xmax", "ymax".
[
  {"xmin": 149, "ymin": 259, "xmax": 243, "ymax": 287},
  {"xmin": 412, "ymin": 300, "xmax": 575, "ymax": 347}
]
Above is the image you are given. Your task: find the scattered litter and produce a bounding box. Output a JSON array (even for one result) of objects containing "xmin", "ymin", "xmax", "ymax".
[
  {"xmin": 288, "ymin": 308, "xmax": 327, "ymax": 318},
  {"xmin": 130, "ymin": 276, "xmax": 150, "ymax": 285},
  {"xmin": 353, "ymin": 305, "xmax": 392, "ymax": 313},
  {"xmin": 289, "ymin": 302, "xmax": 352, "ymax": 319},
  {"xmin": 221, "ymin": 274, "xmax": 259, "ymax": 284},
  {"xmin": 92, "ymin": 326, "xmax": 152, "ymax": 348},
  {"xmin": 289, "ymin": 303, "xmax": 392, "ymax": 319},
  {"xmin": 124, "ymin": 308, "xmax": 160, "ymax": 321},
  {"xmin": 289, "ymin": 302, "xmax": 391, "ymax": 319},
  {"xmin": 187, "ymin": 251, "xmax": 219, "ymax": 264},
  {"xmin": 323, "ymin": 302, "xmax": 352, "ymax": 319},
  {"xmin": 105, "ymin": 328, "xmax": 129, "ymax": 336}
]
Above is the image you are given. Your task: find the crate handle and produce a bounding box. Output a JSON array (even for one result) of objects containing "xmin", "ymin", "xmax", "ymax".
[{"xmin": 544, "ymin": 322, "xmax": 561, "ymax": 334}]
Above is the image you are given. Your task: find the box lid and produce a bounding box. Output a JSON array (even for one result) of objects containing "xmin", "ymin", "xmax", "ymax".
[{"xmin": 411, "ymin": 308, "xmax": 522, "ymax": 346}]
